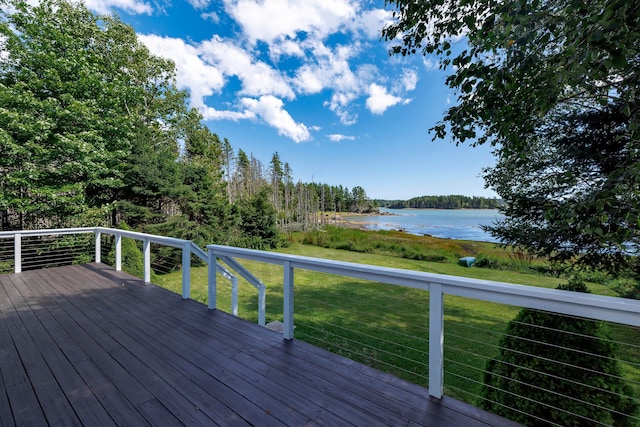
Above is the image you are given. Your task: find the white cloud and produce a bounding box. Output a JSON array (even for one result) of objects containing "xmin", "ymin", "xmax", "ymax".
[
  {"xmin": 293, "ymin": 41, "xmax": 380, "ymax": 125},
  {"xmin": 201, "ymin": 11, "xmax": 219, "ymax": 22},
  {"xmin": 241, "ymin": 96, "xmax": 311, "ymax": 142},
  {"xmin": 350, "ymin": 8, "xmax": 393, "ymax": 39},
  {"xmin": 138, "ymin": 34, "xmax": 225, "ymax": 109},
  {"xmin": 140, "ymin": 33, "xmax": 301, "ymax": 129},
  {"xmin": 294, "ymin": 66, "xmax": 324, "ymax": 94},
  {"xmin": 325, "ymin": 93, "xmax": 359, "ymax": 125},
  {"xmin": 400, "ymin": 68, "xmax": 418, "ymax": 91},
  {"xmin": 135, "ymin": 1, "xmax": 419, "ymax": 140},
  {"xmin": 83, "ymin": 0, "xmax": 152, "ymax": 15},
  {"xmin": 269, "ymin": 39, "xmax": 305, "ymax": 59},
  {"xmin": 199, "ymin": 36, "xmax": 295, "ymax": 99},
  {"xmin": 366, "ymin": 83, "xmax": 403, "ymax": 114},
  {"xmin": 423, "ymin": 57, "xmax": 439, "ymax": 71},
  {"xmin": 224, "ymin": 0, "xmax": 356, "ymax": 44},
  {"xmin": 201, "ymin": 106, "xmax": 256, "ymax": 121},
  {"xmin": 328, "ymin": 134, "xmax": 355, "ymax": 142},
  {"xmin": 187, "ymin": 0, "xmax": 212, "ymax": 9}
]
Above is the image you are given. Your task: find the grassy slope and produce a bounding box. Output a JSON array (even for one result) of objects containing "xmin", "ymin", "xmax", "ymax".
[{"xmin": 155, "ymin": 242, "xmax": 638, "ymax": 408}]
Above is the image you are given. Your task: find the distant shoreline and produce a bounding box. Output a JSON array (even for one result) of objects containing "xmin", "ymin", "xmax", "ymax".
[
  {"xmin": 377, "ymin": 207, "xmax": 500, "ymax": 211},
  {"xmin": 326, "ymin": 208, "xmax": 502, "ymax": 242}
]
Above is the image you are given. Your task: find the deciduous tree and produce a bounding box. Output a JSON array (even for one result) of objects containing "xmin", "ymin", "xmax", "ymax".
[
  {"xmin": 0, "ymin": 0, "xmax": 189, "ymax": 227},
  {"xmin": 383, "ymin": 0, "xmax": 640, "ymax": 273}
]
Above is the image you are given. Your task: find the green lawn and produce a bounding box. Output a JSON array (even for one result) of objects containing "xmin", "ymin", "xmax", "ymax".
[{"xmin": 154, "ymin": 243, "xmax": 640, "ymax": 412}]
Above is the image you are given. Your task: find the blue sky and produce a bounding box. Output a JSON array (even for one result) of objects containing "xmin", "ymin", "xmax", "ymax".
[{"xmin": 84, "ymin": 0, "xmax": 497, "ymax": 200}]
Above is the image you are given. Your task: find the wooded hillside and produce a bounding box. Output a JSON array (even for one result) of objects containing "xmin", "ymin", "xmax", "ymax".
[{"xmin": 378, "ymin": 195, "xmax": 501, "ymax": 209}]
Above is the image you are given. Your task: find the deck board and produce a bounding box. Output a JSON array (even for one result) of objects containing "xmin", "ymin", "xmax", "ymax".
[{"xmin": 0, "ymin": 264, "xmax": 521, "ymax": 426}]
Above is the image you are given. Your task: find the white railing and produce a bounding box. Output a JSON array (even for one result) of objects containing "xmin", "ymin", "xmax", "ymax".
[
  {"xmin": 206, "ymin": 244, "xmax": 640, "ymax": 404},
  {"xmin": 3, "ymin": 228, "xmax": 639, "ymax": 424},
  {"xmin": 0, "ymin": 228, "xmax": 264, "ymax": 324},
  {"xmin": 0, "ymin": 227, "xmax": 96, "ymax": 274}
]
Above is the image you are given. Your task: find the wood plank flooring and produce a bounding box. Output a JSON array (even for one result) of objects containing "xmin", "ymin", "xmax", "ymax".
[{"xmin": 0, "ymin": 264, "xmax": 521, "ymax": 426}]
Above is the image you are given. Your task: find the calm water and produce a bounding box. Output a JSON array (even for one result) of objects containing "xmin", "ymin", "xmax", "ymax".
[{"xmin": 344, "ymin": 208, "xmax": 504, "ymax": 242}]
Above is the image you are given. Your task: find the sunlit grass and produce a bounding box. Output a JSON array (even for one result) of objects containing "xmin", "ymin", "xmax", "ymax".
[{"xmin": 153, "ymin": 243, "xmax": 640, "ymax": 408}]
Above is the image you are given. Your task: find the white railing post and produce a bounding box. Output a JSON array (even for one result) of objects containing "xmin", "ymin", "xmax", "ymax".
[
  {"xmin": 115, "ymin": 233, "xmax": 122, "ymax": 271},
  {"xmin": 182, "ymin": 242, "xmax": 190, "ymax": 299},
  {"xmin": 143, "ymin": 238, "xmax": 151, "ymax": 283},
  {"xmin": 429, "ymin": 283, "xmax": 444, "ymax": 398},
  {"xmin": 231, "ymin": 277, "xmax": 238, "ymax": 316},
  {"xmin": 14, "ymin": 233, "xmax": 21, "ymax": 273},
  {"xmin": 283, "ymin": 260, "xmax": 294, "ymax": 340},
  {"xmin": 258, "ymin": 286, "xmax": 266, "ymax": 327},
  {"xmin": 94, "ymin": 231, "xmax": 101, "ymax": 264},
  {"xmin": 207, "ymin": 248, "xmax": 217, "ymax": 310}
]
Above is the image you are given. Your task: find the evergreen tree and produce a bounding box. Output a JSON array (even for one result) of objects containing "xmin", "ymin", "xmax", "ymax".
[
  {"xmin": 232, "ymin": 189, "xmax": 279, "ymax": 249},
  {"xmin": 483, "ymin": 104, "xmax": 639, "ymax": 273},
  {"xmin": 482, "ymin": 278, "xmax": 638, "ymax": 426}
]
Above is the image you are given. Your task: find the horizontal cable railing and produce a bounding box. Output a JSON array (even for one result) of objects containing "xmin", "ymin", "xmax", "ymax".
[
  {"xmin": 0, "ymin": 237, "xmax": 15, "ymax": 273},
  {"xmin": 291, "ymin": 269, "xmax": 430, "ymax": 385},
  {"xmin": 0, "ymin": 232, "xmax": 94, "ymax": 272},
  {"xmin": 442, "ymin": 298, "xmax": 640, "ymax": 426},
  {"xmin": 2, "ymin": 229, "xmax": 640, "ymax": 425},
  {"xmin": 0, "ymin": 228, "xmax": 261, "ymax": 324},
  {"xmin": 207, "ymin": 244, "xmax": 640, "ymax": 426}
]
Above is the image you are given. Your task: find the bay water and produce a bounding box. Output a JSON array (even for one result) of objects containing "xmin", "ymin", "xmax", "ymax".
[{"xmin": 343, "ymin": 208, "xmax": 504, "ymax": 242}]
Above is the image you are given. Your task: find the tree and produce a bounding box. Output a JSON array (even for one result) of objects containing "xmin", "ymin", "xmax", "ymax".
[
  {"xmin": 383, "ymin": 0, "xmax": 639, "ymax": 272},
  {"xmin": 483, "ymin": 104, "xmax": 639, "ymax": 272},
  {"xmin": 222, "ymin": 138, "xmax": 235, "ymax": 202},
  {"xmin": 231, "ymin": 188, "xmax": 279, "ymax": 250},
  {"xmin": 178, "ymin": 108, "xmax": 230, "ymax": 244},
  {"xmin": 482, "ymin": 278, "xmax": 638, "ymax": 426},
  {"xmin": 0, "ymin": 0, "xmax": 189, "ymax": 228},
  {"xmin": 383, "ymin": 0, "xmax": 639, "ymax": 149},
  {"xmin": 269, "ymin": 152, "xmax": 284, "ymax": 215}
]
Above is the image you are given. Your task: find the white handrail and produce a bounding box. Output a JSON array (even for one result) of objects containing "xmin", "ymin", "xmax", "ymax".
[
  {"xmin": 212, "ymin": 253, "xmax": 267, "ymax": 326},
  {"xmin": 207, "ymin": 243, "xmax": 640, "ymax": 399},
  {"xmin": 207, "ymin": 244, "xmax": 640, "ymax": 327},
  {"xmin": 3, "ymin": 228, "xmax": 238, "ymax": 309},
  {"xmin": 0, "ymin": 227, "xmax": 96, "ymax": 238}
]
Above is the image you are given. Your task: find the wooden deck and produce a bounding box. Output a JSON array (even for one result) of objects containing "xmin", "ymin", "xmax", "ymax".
[{"xmin": 0, "ymin": 263, "xmax": 520, "ymax": 426}]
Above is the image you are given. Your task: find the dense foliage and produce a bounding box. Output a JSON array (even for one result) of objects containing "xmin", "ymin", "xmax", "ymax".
[
  {"xmin": 0, "ymin": 0, "xmax": 215, "ymax": 233},
  {"xmin": 483, "ymin": 104, "xmax": 639, "ymax": 273},
  {"xmin": 379, "ymin": 195, "xmax": 500, "ymax": 209},
  {"xmin": 383, "ymin": 0, "xmax": 638, "ymax": 150},
  {"xmin": 383, "ymin": 0, "xmax": 640, "ymax": 274},
  {"xmin": 482, "ymin": 279, "xmax": 638, "ymax": 425}
]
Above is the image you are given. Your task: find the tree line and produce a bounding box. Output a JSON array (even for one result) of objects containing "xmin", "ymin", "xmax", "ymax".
[
  {"xmin": 0, "ymin": 0, "xmax": 374, "ymax": 250},
  {"xmin": 379, "ymin": 195, "xmax": 501, "ymax": 209}
]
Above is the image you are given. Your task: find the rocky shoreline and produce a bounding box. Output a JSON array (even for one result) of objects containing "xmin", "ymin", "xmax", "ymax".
[{"xmin": 320, "ymin": 212, "xmax": 390, "ymax": 231}]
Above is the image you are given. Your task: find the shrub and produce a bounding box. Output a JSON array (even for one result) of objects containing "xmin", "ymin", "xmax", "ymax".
[
  {"xmin": 613, "ymin": 278, "xmax": 640, "ymax": 300},
  {"xmin": 475, "ymin": 254, "xmax": 503, "ymax": 269},
  {"xmin": 481, "ymin": 277, "xmax": 638, "ymax": 426},
  {"xmin": 108, "ymin": 222, "xmax": 144, "ymax": 279}
]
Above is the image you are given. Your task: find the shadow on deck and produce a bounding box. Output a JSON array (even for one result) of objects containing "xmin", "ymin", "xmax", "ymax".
[{"xmin": 0, "ymin": 263, "xmax": 520, "ymax": 426}]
